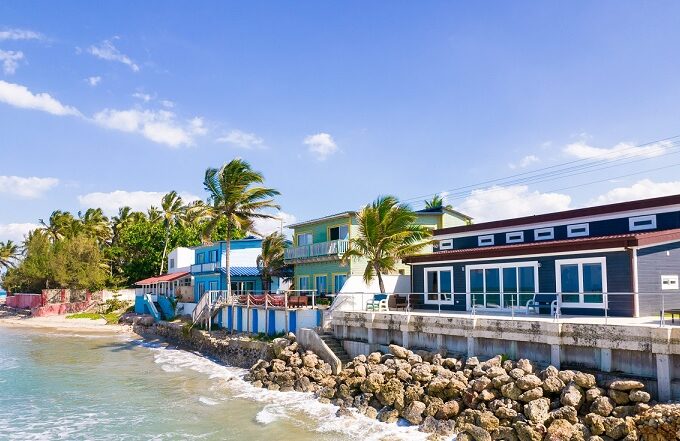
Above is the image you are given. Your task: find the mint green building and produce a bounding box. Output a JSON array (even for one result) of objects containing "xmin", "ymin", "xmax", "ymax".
[{"xmin": 284, "ymin": 207, "xmax": 471, "ymax": 294}]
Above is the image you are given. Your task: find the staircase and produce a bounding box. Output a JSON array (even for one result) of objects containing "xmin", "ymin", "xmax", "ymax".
[
  {"xmin": 192, "ymin": 291, "xmax": 228, "ymax": 329},
  {"xmin": 320, "ymin": 333, "xmax": 351, "ymax": 366}
]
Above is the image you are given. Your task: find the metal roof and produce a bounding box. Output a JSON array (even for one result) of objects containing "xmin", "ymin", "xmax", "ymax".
[{"xmin": 135, "ymin": 271, "xmax": 190, "ymax": 286}]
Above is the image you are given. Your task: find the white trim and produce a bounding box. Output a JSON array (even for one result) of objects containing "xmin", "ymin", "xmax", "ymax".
[
  {"xmin": 439, "ymin": 239, "xmax": 453, "ymax": 250},
  {"xmin": 433, "ymin": 204, "xmax": 680, "ymax": 240},
  {"xmin": 423, "ymin": 266, "xmax": 454, "ymax": 304},
  {"xmin": 465, "ymin": 261, "xmax": 539, "ymax": 311},
  {"xmin": 410, "ymin": 247, "xmax": 626, "ymax": 266},
  {"xmin": 567, "ymin": 223, "xmax": 589, "ymax": 238},
  {"xmin": 505, "ymin": 231, "xmax": 524, "ymax": 244},
  {"xmin": 629, "ymin": 215, "xmax": 657, "ymax": 231},
  {"xmin": 478, "ymin": 235, "xmax": 494, "ymax": 246},
  {"xmin": 534, "ymin": 227, "xmax": 554, "ymax": 241},
  {"xmin": 555, "ymin": 256, "xmax": 607, "ymax": 307},
  {"xmin": 632, "ymin": 248, "xmax": 639, "ymax": 318}
]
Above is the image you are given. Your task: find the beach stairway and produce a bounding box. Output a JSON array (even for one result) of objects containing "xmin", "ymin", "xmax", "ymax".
[
  {"xmin": 320, "ymin": 333, "xmax": 351, "ymax": 366},
  {"xmin": 192, "ymin": 291, "xmax": 228, "ymax": 329},
  {"xmin": 143, "ymin": 294, "xmax": 161, "ymax": 322}
]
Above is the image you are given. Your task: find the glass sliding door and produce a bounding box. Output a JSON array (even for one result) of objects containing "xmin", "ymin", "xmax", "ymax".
[
  {"xmin": 556, "ymin": 258, "xmax": 606, "ymax": 306},
  {"xmin": 424, "ymin": 267, "xmax": 454, "ymax": 304},
  {"xmin": 484, "ymin": 268, "xmax": 501, "ymax": 308},
  {"xmin": 467, "ymin": 262, "xmax": 538, "ymax": 310}
]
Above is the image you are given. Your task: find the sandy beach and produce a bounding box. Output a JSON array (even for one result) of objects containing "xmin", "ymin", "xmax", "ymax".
[{"xmin": 0, "ymin": 309, "xmax": 134, "ymax": 335}]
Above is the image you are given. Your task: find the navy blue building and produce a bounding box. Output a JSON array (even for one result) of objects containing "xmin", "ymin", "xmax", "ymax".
[{"xmin": 404, "ymin": 194, "xmax": 680, "ymax": 317}]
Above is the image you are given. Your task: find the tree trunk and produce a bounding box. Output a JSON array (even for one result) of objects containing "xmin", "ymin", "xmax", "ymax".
[
  {"xmin": 159, "ymin": 228, "xmax": 170, "ymax": 275},
  {"xmin": 374, "ymin": 263, "xmax": 385, "ymax": 293},
  {"xmin": 225, "ymin": 223, "xmax": 232, "ymax": 298}
]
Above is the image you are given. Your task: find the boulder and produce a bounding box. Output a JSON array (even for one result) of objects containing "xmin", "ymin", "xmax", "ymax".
[
  {"xmin": 523, "ymin": 397, "xmax": 550, "ymax": 424},
  {"xmin": 518, "ymin": 387, "xmax": 543, "ymax": 402},
  {"xmin": 608, "ymin": 380, "xmax": 645, "ymax": 391},
  {"xmin": 542, "ymin": 376, "xmax": 565, "ymax": 394},
  {"xmin": 590, "ymin": 397, "xmax": 615, "ymax": 417},
  {"xmin": 388, "ymin": 344, "xmax": 410, "ymax": 359},
  {"xmin": 513, "ymin": 421, "xmax": 544, "ymax": 441},
  {"xmin": 628, "ymin": 390, "xmax": 650, "ymax": 403},
  {"xmin": 500, "ymin": 382, "xmax": 523, "ymax": 401},
  {"xmin": 377, "ymin": 407, "xmax": 400, "ymax": 423},
  {"xmin": 418, "ymin": 415, "xmax": 438, "ymax": 433},
  {"xmin": 561, "ymin": 383, "xmax": 584, "ymax": 408},
  {"xmin": 546, "ymin": 419, "xmax": 574, "ymax": 441},
  {"xmin": 608, "ymin": 389, "xmax": 630, "ymax": 405},
  {"xmin": 516, "ymin": 359, "xmax": 533, "ymax": 374},
  {"xmin": 401, "ymin": 400, "xmax": 426, "ymax": 425},
  {"xmin": 516, "ymin": 374, "xmax": 542, "ymax": 391},
  {"xmin": 574, "ymin": 372, "xmax": 597, "ymax": 389},
  {"xmin": 461, "ymin": 424, "xmax": 492, "ymax": 441}
]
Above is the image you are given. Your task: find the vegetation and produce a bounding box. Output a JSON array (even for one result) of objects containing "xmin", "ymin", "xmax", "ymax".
[
  {"xmin": 342, "ymin": 195, "xmax": 432, "ymax": 293},
  {"xmin": 66, "ymin": 312, "xmax": 122, "ymax": 324},
  {"xmin": 194, "ymin": 159, "xmax": 280, "ymax": 296},
  {"xmin": 423, "ymin": 194, "xmax": 452, "ymax": 210},
  {"xmin": 257, "ymin": 232, "xmax": 291, "ymax": 292},
  {"xmin": 0, "ymin": 158, "xmax": 279, "ymax": 294}
]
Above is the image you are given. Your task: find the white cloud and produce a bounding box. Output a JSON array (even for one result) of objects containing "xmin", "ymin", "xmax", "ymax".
[
  {"xmin": 509, "ymin": 154, "xmax": 540, "ymax": 169},
  {"xmin": 0, "ymin": 80, "xmax": 81, "ymax": 116},
  {"xmin": 86, "ymin": 76, "xmax": 101, "ymax": 86},
  {"xmin": 216, "ymin": 129, "xmax": 265, "ymax": 149},
  {"xmin": 92, "ymin": 108, "xmax": 206, "ymax": 147},
  {"xmin": 0, "ymin": 175, "xmax": 59, "ymax": 198},
  {"xmin": 304, "ymin": 132, "xmax": 338, "ymax": 160},
  {"xmin": 0, "ymin": 50, "xmax": 23, "ymax": 74},
  {"xmin": 564, "ymin": 140, "xmax": 671, "ymax": 160},
  {"xmin": 132, "ymin": 92, "xmax": 151, "ymax": 102},
  {"xmin": 78, "ymin": 190, "xmax": 201, "ymax": 216},
  {"xmin": 0, "ymin": 223, "xmax": 39, "ymax": 243},
  {"xmin": 252, "ymin": 212, "xmax": 296, "ymax": 238},
  {"xmin": 458, "ymin": 185, "xmax": 571, "ymax": 223},
  {"xmin": 160, "ymin": 100, "xmax": 174, "ymax": 108},
  {"xmin": 590, "ymin": 179, "xmax": 680, "ymax": 205},
  {"xmin": 0, "ymin": 28, "xmax": 43, "ymax": 41},
  {"xmin": 88, "ymin": 39, "xmax": 139, "ymax": 72}
]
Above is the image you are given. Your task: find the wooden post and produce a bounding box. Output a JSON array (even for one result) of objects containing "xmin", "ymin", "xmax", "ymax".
[
  {"xmin": 247, "ymin": 294, "xmax": 251, "ymax": 334},
  {"xmin": 284, "ymin": 291, "xmax": 289, "ymax": 334}
]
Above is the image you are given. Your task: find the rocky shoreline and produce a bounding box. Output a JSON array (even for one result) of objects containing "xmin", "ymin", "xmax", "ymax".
[{"xmin": 245, "ymin": 333, "xmax": 679, "ymax": 441}]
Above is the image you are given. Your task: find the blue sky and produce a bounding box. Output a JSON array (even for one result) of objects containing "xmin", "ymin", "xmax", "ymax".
[{"xmin": 2, "ymin": 1, "xmax": 680, "ymax": 242}]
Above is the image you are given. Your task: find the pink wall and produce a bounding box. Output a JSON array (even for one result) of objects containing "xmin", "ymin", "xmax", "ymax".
[
  {"xmin": 5, "ymin": 294, "xmax": 42, "ymax": 309},
  {"xmin": 31, "ymin": 299, "xmax": 92, "ymax": 317}
]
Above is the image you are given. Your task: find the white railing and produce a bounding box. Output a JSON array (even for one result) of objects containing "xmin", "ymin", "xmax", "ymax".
[
  {"xmin": 144, "ymin": 294, "xmax": 160, "ymax": 321},
  {"xmin": 190, "ymin": 262, "xmax": 218, "ymax": 273},
  {"xmin": 284, "ymin": 239, "xmax": 349, "ymax": 261},
  {"xmin": 331, "ymin": 291, "xmax": 680, "ymax": 327}
]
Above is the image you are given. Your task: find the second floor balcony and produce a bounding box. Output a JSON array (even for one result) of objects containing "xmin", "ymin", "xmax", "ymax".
[
  {"xmin": 284, "ymin": 239, "xmax": 349, "ymax": 263},
  {"xmin": 190, "ymin": 262, "xmax": 219, "ymax": 273}
]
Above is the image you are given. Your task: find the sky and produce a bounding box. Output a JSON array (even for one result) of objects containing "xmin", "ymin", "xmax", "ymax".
[{"xmin": 2, "ymin": 1, "xmax": 680, "ymax": 242}]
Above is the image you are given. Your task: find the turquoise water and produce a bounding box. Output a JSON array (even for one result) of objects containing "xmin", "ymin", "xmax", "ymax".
[{"xmin": 0, "ymin": 326, "xmax": 426, "ymax": 440}]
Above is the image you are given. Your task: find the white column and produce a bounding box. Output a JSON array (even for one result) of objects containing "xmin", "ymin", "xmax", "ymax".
[
  {"xmin": 436, "ymin": 334, "xmax": 444, "ymax": 352},
  {"xmin": 402, "ymin": 330, "xmax": 410, "ymax": 349},
  {"xmin": 367, "ymin": 327, "xmax": 374, "ymax": 344},
  {"xmin": 656, "ymin": 354, "xmax": 672, "ymax": 402},
  {"xmin": 550, "ymin": 344, "xmax": 561, "ymax": 369},
  {"xmin": 467, "ymin": 336, "xmax": 476, "ymax": 358},
  {"xmin": 600, "ymin": 348, "xmax": 612, "ymax": 372}
]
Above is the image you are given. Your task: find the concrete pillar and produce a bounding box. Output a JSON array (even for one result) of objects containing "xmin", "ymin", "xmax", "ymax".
[
  {"xmin": 550, "ymin": 345, "xmax": 561, "ymax": 369},
  {"xmin": 436, "ymin": 334, "xmax": 444, "ymax": 352},
  {"xmin": 508, "ymin": 341, "xmax": 518, "ymax": 360},
  {"xmin": 342, "ymin": 325, "xmax": 349, "ymax": 339},
  {"xmin": 656, "ymin": 354, "xmax": 672, "ymax": 402},
  {"xmin": 367, "ymin": 328, "xmax": 374, "ymax": 344},
  {"xmin": 402, "ymin": 330, "xmax": 410, "ymax": 348},
  {"xmin": 600, "ymin": 348, "xmax": 612, "ymax": 373},
  {"xmin": 467, "ymin": 336, "xmax": 476, "ymax": 358}
]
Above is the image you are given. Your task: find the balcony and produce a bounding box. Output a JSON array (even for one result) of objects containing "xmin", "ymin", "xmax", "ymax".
[
  {"xmin": 284, "ymin": 239, "xmax": 349, "ymax": 263},
  {"xmin": 190, "ymin": 262, "xmax": 218, "ymax": 273}
]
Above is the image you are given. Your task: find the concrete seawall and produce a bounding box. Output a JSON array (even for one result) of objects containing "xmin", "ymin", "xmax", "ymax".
[{"xmin": 331, "ymin": 311, "xmax": 680, "ymax": 401}]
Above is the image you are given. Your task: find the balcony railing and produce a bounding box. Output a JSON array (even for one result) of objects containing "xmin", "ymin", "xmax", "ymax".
[
  {"xmin": 284, "ymin": 239, "xmax": 349, "ymax": 262},
  {"xmin": 190, "ymin": 262, "xmax": 218, "ymax": 273}
]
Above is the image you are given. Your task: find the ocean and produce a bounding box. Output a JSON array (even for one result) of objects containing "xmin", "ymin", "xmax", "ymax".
[{"xmin": 0, "ymin": 326, "xmax": 428, "ymax": 440}]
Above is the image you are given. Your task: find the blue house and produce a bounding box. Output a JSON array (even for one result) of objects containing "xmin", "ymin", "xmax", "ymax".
[
  {"xmin": 404, "ymin": 194, "xmax": 680, "ymax": 317},
  {"xmin": 191, "ymin": 237, "xmax": 281, "ymax": 302}
]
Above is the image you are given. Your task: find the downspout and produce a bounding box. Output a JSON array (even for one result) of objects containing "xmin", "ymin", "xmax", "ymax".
[{"xmin": 629, "ymin": 246, "xmax": 640, "ymax": 318}]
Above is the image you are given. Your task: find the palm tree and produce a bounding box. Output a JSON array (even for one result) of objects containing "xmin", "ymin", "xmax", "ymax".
[
  {"xmin": 342, "ymin": 196, "xmax": 432, "ymax": 293},
  {"xmin": 424, "ymin": 194, "xmax": 452, "ymax": 210},
  {"xmin": 0, "ymin": 240, "xmax": 19, "ymax": 271},
  {"xmin": 38, "ymin": 210, "xmax": 77, "ymax": 242},
  {"xmin": 198, "ymin": 159, "xmax": 280, "ymax": 298},
  {"xmin": 147, "ymin": 206, "xmax": 162, "ymax": 224},
  {"xmin": 158, "ymin": 191, "xmax": 186, "ymax": 275},
  {"xmin": 78, "ymin": 208, "xmax": 111, "ymax": 245},
  {"xmin": 257, "ymin": 232, "xmax": 288, "ymax": 292}
]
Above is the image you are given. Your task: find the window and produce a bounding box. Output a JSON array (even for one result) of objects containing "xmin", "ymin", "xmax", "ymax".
[
  {"xmin": 196, "ymin": 253, "xmax": 205, "ymax": 264},
  {"xmin": 169, "ymin": 258, "xmax": 175, "ymax": 269},
  {"xmin": 467, "ymin": 262, "xmax": 538, "ymax": 309},
  {"xmin": 555, "ymin": 257, "xmax": 606, "ymax": 306},
  {"xmin": 210, "ymin": 250, "xmax": 218, "ymax": 262},
  {"xmin": 567, "ymin": 223, "xmax": 589, "ymax": 238},
  {"xmin": 534, "ymin": 228, "xmax": 554, "ymax": 241},
  {"xmin": 297, "ymin": 233, "xmax": 313, "ymax": 246},
  {"xmin": 315, "ymin": 275, "xmax": 328, "ymax": 294},
  {"xmin": 231, "ymin": 281, "xmax": 255, "ymax": 293},
  {"xmin": 333, "ymin": 274, "xmax": 348, "ymax": 293},
  {"xmin": 440, "ymin": 239, "xmax": 453, "ymax": 250},
  {"xmin": 198, "ymin": 282, "xmax": 206, "ymax": 296},
  {"xmin": 209, "ymin": 281, "xmax": 218, "ymax": 292},
  {"xmin": 298, "ymin": 276, "xmax": 310, "ymax": 292},
  {"xmin": 329, "ymin": 225, "xmax": 349, "ymax": 241},
  {"xmin": 629, "ymin": 215, "xmax": 657, "ymax": 231},
  {"xmin": 506, "ymin": 232, "xmax": 524, "ymax": 244},
  {"xmin": 662, "ymin": 275, "xmax": 679, "ymax": 290},
  {"xmin": 478, "ymin": 235, "xmax": 494, "ymax": 246},
  {"xmin": 424, "ymin": 267, "xmax": 453, "ymax": 303}
]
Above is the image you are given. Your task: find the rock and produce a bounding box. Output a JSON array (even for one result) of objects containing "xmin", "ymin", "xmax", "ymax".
[
  {"xmin": 493, "ymin": 426, "xmax": 519, "ymax": 441},
  {"xmin": 466, "ymin": 357, "xmax": 480, "ymax": 367},
  {"xmin": 500, "ymin": 382, "xmax": 523, "ymax": 401},
  {"xmin": 472, "ymin": 376, "xmax": 492, "ymax": 393},
  {"xmin": 302, "ymin": 353, "xmax": 318, "ymax": 368},
  {"xmin": 561, "ymin": 383, "xmax": 584, "ymax": 408},
  {"xmin": 389, "ymin": 344, "xmax": 410, "ymax": 359},
  {"xmin": 585, "ymin": 413, "xmax": 606, "ymax": 436},
  {"xmin": 518, "ymin": 387, "xmax": 543, "ymax": 402},
  {"xmin": 608, "ymin": 389, "xmax": 630, "ymax": 405},
  {"xmin": 486, "ymin": 367, "xmax": 507, "ymax": 378},
  {"xmin": 603, "ymin": 416, "xmax": 629, "ymax": 439},
  {"xmin": 558, "ymin": 370, "xmax": 575, "ymax": 384},
  {"xmin": 547, "ymin": 406, "xmax": 578, "ymax": 424},
  {"xmin": 517, "ymin": 359, "xmax": 533, "ymax": 374},
  {"xmin": 436, "ymin": 419, "xmax": 456, "ymax": 437},
  {"xmin": 542, "ymin": 376, "xmax": 565, "ymax": 394},
  {"xmin": 419, "ymin": 415, "xmax": 438, "ymax": 433},
  {"xmin": 574, "ymin": 372, "xmax": 597, "ymax": 389},
  {"xmin": 611, "ymin": 405, "xmax": 636, "ymax": 418},
  {"xmin": 336, "ymin": 407, "xmax": 353, "ymax": 418},
  {"xmin": 367, "ymin": 352, "xmax": 381, "ymax": 364},
  {"xmin": 364, "ymin": 407, "xmax": 378, "ymax": 419},
  {"xmin": 360, "ymin": 373, "xmax": 384, "ymax": 394},
  {"xmin": 377, "ymin": 407, "xmax": 400, "ymax": 423},
  {"xmin": 411, "ymin": 364, "xmax": 433, "ymax": 382},
  {"xmin": 546, "ymin": 419, "xmax": 574, "ymax": 441},
  {"xmin": 586, "ymin": 387, "xmax": 606, "ymax": 402},
  {"xmin": 495, "ymin": 407, "xmax": 518, "ymax": 419},
  {"xmin": 435, "ymin": 400, "xmax": 460, "ymax": 419},
  {"xmin": 514, "ymin": 421, "xmax": 544, "ymax": 441},
  {"xmin": 590, "ymin": 397, "xmax": 615, "ymax": 417},
  {"xmin": 462, "ymin": 424, "xmax": 492, "ymax": 441},
  {"xmin": 628, "ymin": 390, "xmax": 650, "ymax": 403},
  {"xmin": 476, "ymin": 411, "xmax": 499, "ymax": 431},
  {"xmin": 376, "ymin": 378, "xmax": 404, "ymax": 406},
  {"xmin": 524, "ymin": 398, "xmax": 550, "ymax": 424},
  {"xmin": 509, "ymin": 368, "xmax": 526, "ymax": 380},
  {"xmin": 401, "ymin": 400, "xmax": 426, "ymax": 425},
  {"xmin": 608, "ymin": 380, "xmax": 645, "ymax": 391},
  {"xmin": 517, "ymin": 374, "xmax": 542, "ymax": 391}
]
